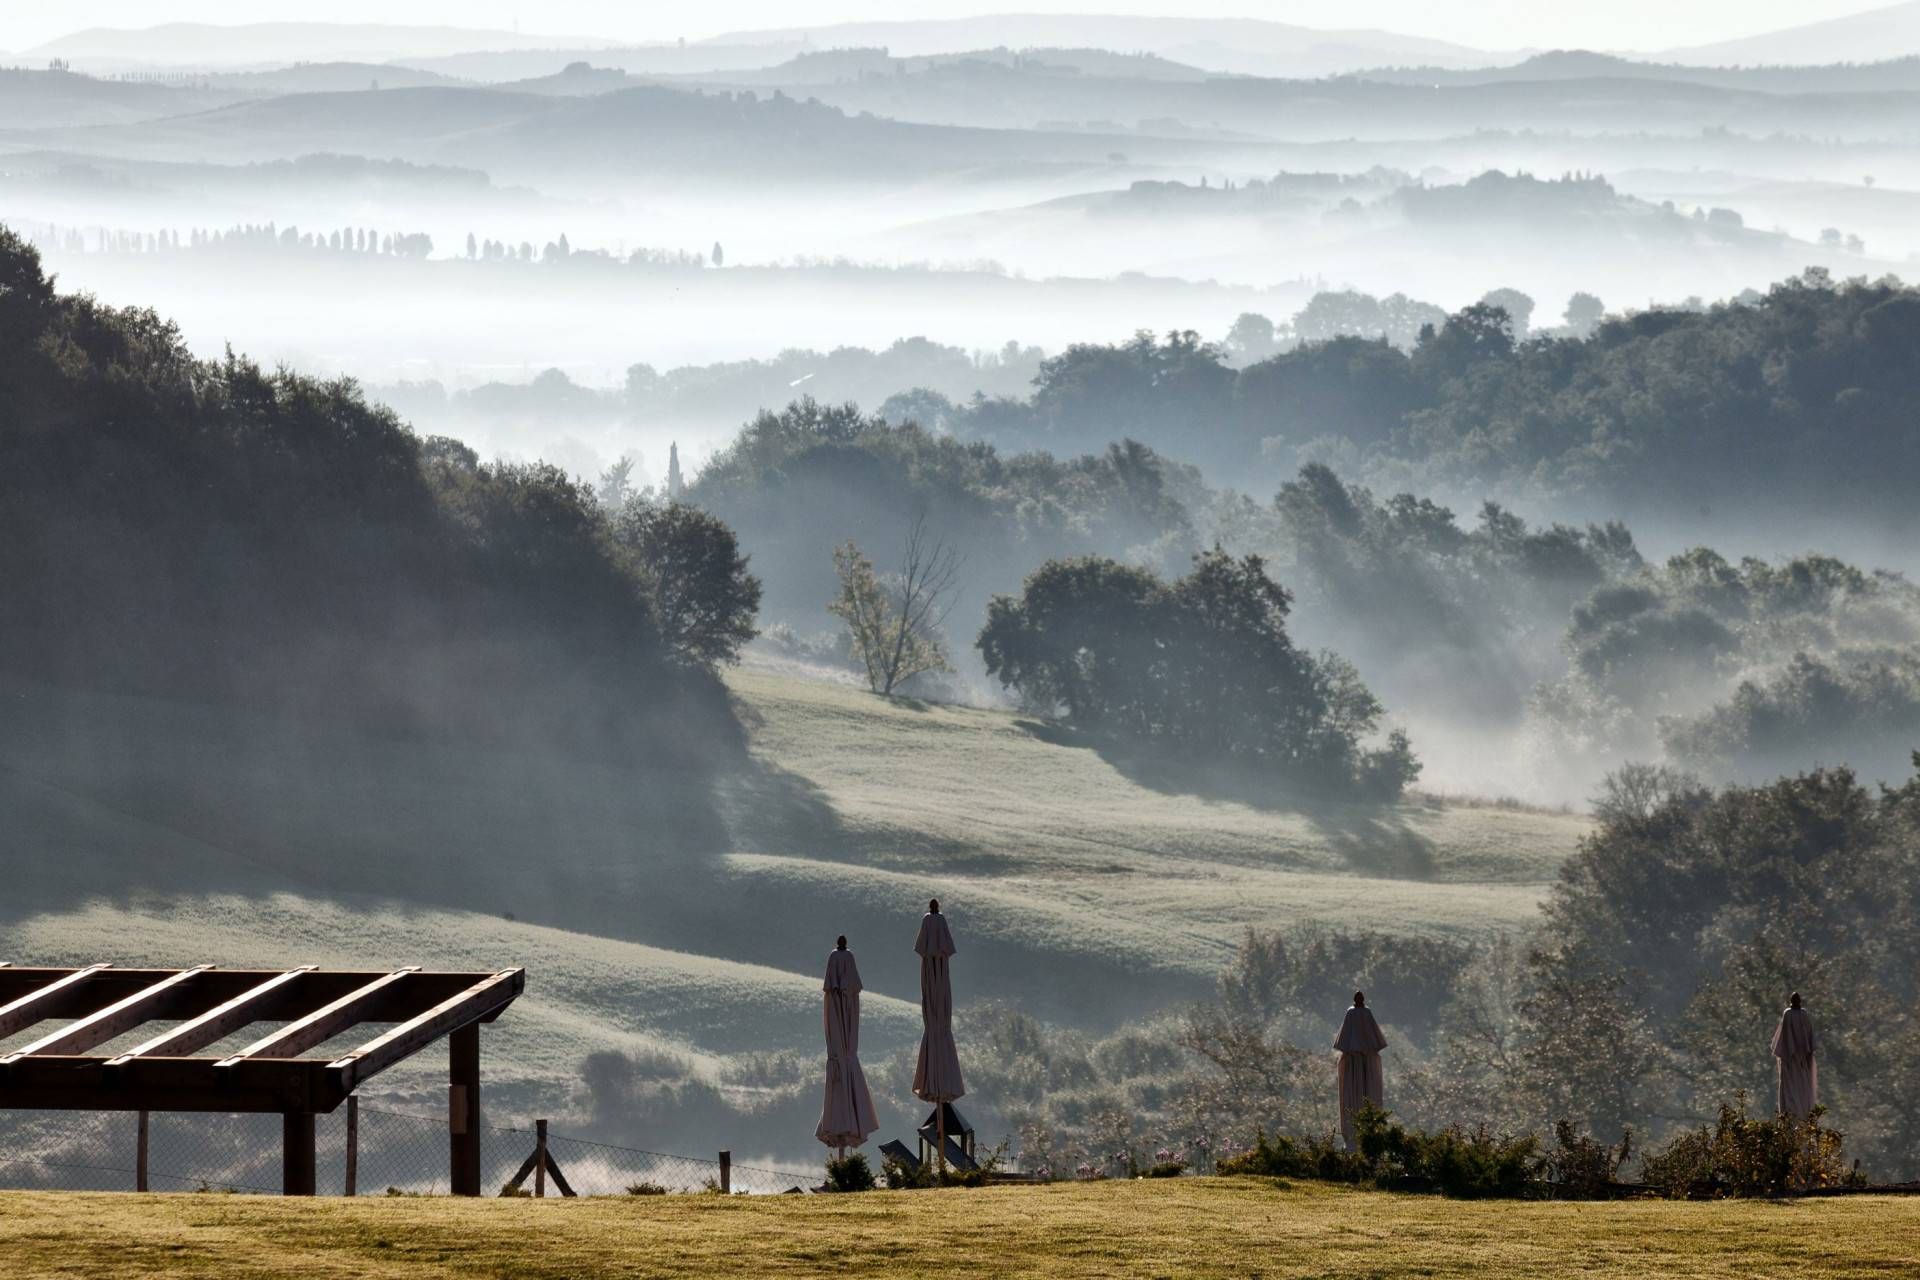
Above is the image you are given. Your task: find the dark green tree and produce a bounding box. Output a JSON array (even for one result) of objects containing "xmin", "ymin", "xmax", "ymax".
[{"xmin": 613, "ymin": 501, "xmax": 761, "ymax": 669}]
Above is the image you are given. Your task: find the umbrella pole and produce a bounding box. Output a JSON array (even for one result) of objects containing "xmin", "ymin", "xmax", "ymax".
[{"xmin": 937, "ymin": 1107, "xmax": 947, "ymax": 1180}]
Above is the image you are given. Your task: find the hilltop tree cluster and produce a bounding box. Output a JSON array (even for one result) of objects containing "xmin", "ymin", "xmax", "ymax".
[
  {"xmin": 0, "ymin": 226, "xmax": 756, "ymax": 751},
  {"xmin": 913, "ymin": 269, "xmax": 1920, "ymax": 521},
  {"xmin": 979, "ymin": 549, "xmax": 1419, "ymax": 799}
]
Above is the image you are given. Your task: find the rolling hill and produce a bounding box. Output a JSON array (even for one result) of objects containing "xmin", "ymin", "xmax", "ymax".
[
  {"xmin": 0, "ymin": 83, "xmax": 1282, "ymax": 186},
  {"xmin": 1664, "ymin": 1, "xmax": 1920, "ymax": 67},
  {"xmin": 23, "ymin": 21, "xmax": 613, "ymax": 70},
  {"xmin": 0, "ymin": 660, "xmax": 1588, "ymax": 1136},
  {"xmin": 696, "ymin": 14, "xmax": 1503, "ymax": 78},
  {"xmin": 664, "ymin": 53, "xmax": 1920, "ymax": 143},
  {"xmin": 0, "ymin": 68, "xmax": 246, "ymax": 129}
]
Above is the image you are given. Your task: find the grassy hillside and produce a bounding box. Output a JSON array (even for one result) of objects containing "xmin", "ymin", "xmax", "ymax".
[
  {"xmin": 2, "ymin": 661, "xmax": 1585, "ymax": 1131},
  {"xmin": 2, "ymin": 1180, "xmax": 1914, "ymax": 1278}
]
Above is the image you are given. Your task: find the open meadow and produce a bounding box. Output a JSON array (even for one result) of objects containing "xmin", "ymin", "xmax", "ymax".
[
  {"xmin": 2, "ymin": 1180, "xmax": 1913, "ymax": 1279},
  {"xmin": 0, "ymin": 661, "xmax": 1589, "ymax": 1130}
]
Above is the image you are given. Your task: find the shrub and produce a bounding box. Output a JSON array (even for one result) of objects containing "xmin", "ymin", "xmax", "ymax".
[
  {"xmin": 625, "ymin": 1181, "xmax": 668, "ymax": 1196},
  {"xmin": 882, "ymin": 1154, "xmax": 935, "ymax": 1190},
  {"xmin": 1216, "ymin": 1129, "xmax": 1362, "ymax": 1181},
  {"xmin": 1641, "ymin": 1094, "xmax": 1855, "ymax": 1198},
  {"xmin": 1218, "ymin": 1106, "xmax": 1544, "ymax": 1198},
  {"xmin": 1545, "ymin": 1121, "xmax": 1632, "ymax": 1198},
  {"xmin": 825, "ymin": 1152, "xmax": 877, "ymax": 1193}
]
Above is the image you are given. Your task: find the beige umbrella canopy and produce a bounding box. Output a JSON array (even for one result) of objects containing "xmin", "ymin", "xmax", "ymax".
[
  {"xmin": 1772, "ymin": 993, "xmax": 1818, "ymax": 1121},
  {"xmin": 913, "ymin": 900, "xmax": 965, "ymax": 1168},
  {"xmin": 815, "ymin": 940, "xmax": 880, "ymax": 1154},
  {"xmin": 1334, "ymin": 992, "xmax": 1387, "ymax": 1151}
]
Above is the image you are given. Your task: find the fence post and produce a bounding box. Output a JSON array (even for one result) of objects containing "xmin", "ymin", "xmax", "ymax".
[
  {"xmin": 535, "ymin": 1119, "xmax": 548, "ymax": 1198},
  {"xmin": 344, "ymin": 1096, "xmax": 359, "ymax": 1197},
  {"xmin": 719, "ymin": 1150, "xmax": 731, "ymax": 1195},
  {"xmin": 136, "ymin": 1111, "xmax": 149, "ymax": 1193}
]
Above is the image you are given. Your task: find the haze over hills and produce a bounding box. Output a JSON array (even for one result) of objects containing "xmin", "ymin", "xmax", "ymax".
[
  {"xmin": 10, "ymin": 7, "xmax": 1920, "ymax": 1205},
  {"xmin": 1, "ymin": 82, "xmax": 1287, "ymax": 188},
  {"xmin": 1350, "ymin": 49, "xmax": 1920, "ymax": 94},
  {"xmin": 696, "ymin": 13, "xmax": 1507, "ymax": 77},
  {"xmin": 19, "ymin": 21, "xmax": 616, "ymax": 70},
  {"xmin": 1663, "ymin": 0, "xmax": 1920, "ymax": 67},
  {"xmin": 662, "ymin": 51, "xmax": 1920, "ymax": 142}
]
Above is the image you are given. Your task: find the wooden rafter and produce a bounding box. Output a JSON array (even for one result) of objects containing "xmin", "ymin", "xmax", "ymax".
[
  {"xmin": 108, "ymin": 966, "xmax": 316, "ymax": 1066},
  {"xmin": 329, "ymin": 969, "xmax": 522, "ymax": 1090},
  {"xmin": 215, "ymin": 967, "xmax": 419, "ymax": 1066},
  {"xmin": 0, "ymin": 964, "xmax": 524, "ymax": 1133},
  {"xmin": 1, "ymin": 966, "xmax": 212, "ymax": 1063},
  {"xmin": 0, "ymin": 964, "xmax": 111, "ymax": 1040}
]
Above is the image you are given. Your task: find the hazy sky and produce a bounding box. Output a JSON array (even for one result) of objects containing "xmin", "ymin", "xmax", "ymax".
[{"xmin": 0, "ymin": 2, "xmax": 1895, "ymax": 55}]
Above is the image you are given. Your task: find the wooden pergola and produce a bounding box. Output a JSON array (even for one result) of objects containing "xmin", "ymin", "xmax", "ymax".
[{"xmin": 0, "ymin": 962, "xmax": 525, "ymax": 1195}]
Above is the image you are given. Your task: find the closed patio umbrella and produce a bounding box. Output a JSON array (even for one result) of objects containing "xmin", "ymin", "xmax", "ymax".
[
  {"xmin": 815, "ymin": 937, "xmax": 879, "ymax": 1155},
  {"xmin": 1334, "ymin": 991, "xmax": 1387, "ymax": 1152},
  {"xmin": 1772, "ymin": 992, "xmax": 1818, "ymax": 1121},
  {"xmin": 913, "ymin": 899, "xmax": 964, "ymax": 1171}
]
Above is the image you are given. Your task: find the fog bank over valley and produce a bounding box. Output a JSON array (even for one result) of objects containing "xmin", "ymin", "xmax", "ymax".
[{"xmin": 8, "ymin": 7, "xmax": 1920, "ymax": 1188}]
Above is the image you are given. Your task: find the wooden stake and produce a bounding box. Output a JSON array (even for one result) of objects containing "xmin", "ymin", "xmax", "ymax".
[
  {"xmin": 535, "ymin": 1119, "xmax": 548, "ymax": 1198},
  {"xmin": 135, "ymin": 1110, "xmax": 149, "ymax": 1192},
  {"xmin": 719, "ymin": 1149, "xmax": 731, "ymax": 1194},
  {"xmin": 344, "ymin": 1096, "xmax": 359, "ymax": 1197}
]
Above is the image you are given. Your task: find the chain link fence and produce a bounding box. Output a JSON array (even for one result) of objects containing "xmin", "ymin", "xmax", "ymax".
[{"xmin": 0, "ymin": 1106, "xmax": 815, "ymax": 1196}]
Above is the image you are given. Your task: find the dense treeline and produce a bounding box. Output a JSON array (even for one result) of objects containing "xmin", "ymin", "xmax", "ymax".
[
  {"xmin": 1537, "ymin": 549, "xmax": 1920, "ymax": 780},
  {"xmin": 918, "ymin": 270, "xmax": 1920, "ymax": 522},
  {"xmin": 684, "ymin": 379, "xmax": 1917, "ymax": 789},
  {"xmin": 371, "ymin": 339, "xmax": 1045, "ymax": 451},
  {"xmin": 0, "ymin": 225, "xmax": 754, "ymax": 754},
  {"xmin": 688, "ymin": 399, "xmax": 1201, "ymax": 630}
]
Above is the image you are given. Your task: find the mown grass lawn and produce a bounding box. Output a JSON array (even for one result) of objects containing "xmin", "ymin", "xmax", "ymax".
[{"xmin": 2, "ymin": 1178, "xmax": 1913, "ymax": 1279}]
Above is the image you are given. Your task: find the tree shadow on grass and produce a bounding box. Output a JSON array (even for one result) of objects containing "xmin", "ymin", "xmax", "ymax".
[{"xmin": 1012, "ymin": 717, "xmax": 1438, "ymax": 880}]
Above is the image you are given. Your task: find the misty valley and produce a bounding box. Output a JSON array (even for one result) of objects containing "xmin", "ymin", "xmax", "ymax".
[{"xmin": 4, "ymin": 9, "xmax": 1920, "ymax": 1268}]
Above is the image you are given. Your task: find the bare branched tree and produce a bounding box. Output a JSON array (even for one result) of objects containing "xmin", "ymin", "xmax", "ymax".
[{"xmin": 829, "ymin": 513, "xmax": 963, "ymax": 696}]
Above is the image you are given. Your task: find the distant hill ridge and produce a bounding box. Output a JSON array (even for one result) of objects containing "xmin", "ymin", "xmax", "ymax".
[
  {"xmin": 23, "ymin": 21, "xmax": 621, "ymax": 70},
  {"xmin": 1345, "ymin": 48, "xmax": 1920, "ymax": 94},
  {"xmin": 1662, "ymin": 0, "xmax": 1920, "ymax": 67}
]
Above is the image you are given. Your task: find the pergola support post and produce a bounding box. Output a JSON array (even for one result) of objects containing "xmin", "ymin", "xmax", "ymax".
[
  {"xmin": 344, "ymin": 1096, "xmax": 359, "ymax": 1196},
  {"xmin": 450, "ymin": 1023, "xmax": 480, "ymax": 1196},
  {"xmin": 283, "ymin": 1111, "xmax": 316, "ymax": 1196},
  {"xmin": 136, "ymin": 1110, "xmax": 149, "ymax": 1192}
]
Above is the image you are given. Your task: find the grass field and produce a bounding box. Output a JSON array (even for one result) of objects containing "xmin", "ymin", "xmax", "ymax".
[
  {"xmin": 1, "ymin": 663, "xmax": 1591, "ymax": 1135},
  {"xmin": 2, "ymin": 1180, "xmax": 1913, "ymax": 1279}
]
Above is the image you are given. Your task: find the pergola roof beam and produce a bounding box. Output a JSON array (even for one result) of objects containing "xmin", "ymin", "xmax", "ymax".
[
  {"xmin": 215, "ymin": 967, "xmax": 418, "ymax": 1066},
  {"xmin": 329, "ymin": 969, "xmax": 523, "ymax": 1090},
  {"xmin": 1, "ymin": 966, "xmax": 210, "ymax": 1062},
  {"xmin": 108, "ymin": 966, "xmax": 316, "ymax": 1066},
  {"xmin": 0, "ymin": 964, "xmax": 111, "ymax": 1040}
]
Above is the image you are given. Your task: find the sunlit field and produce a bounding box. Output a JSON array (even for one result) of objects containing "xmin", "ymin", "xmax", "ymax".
[{"xmin": 2, "ymin": 1180, "xmax": 1912, "ymax": 1279}]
